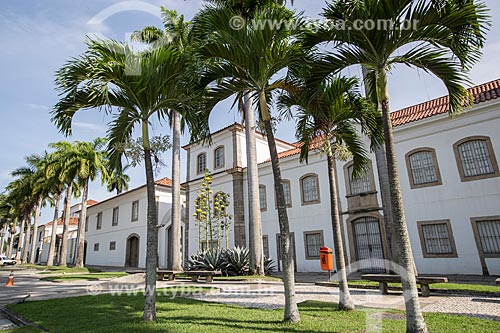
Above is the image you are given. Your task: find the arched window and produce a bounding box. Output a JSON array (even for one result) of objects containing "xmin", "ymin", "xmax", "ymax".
[
  {"xmin": 405, "ymin": 148, "xmax": 442, "ymax": 188},
  {"xmin": 454, "ymin": 136, "xmax": 500, "ymax": 181},
  {"xmin": 197, "ymin": 153, "xmax": 207, "ymax": 174},
  {"xmin": 214, "ymin": 146, "xmax": 225, "ymax": 169},
  {"xmin": 275, "ymin": 180, "xmax": 292, "ymax": 208},
  {"xmin": 345, "ymin": 162, "xmax": 373, "ymax": 196},
  {"xmin": 300, "ymin": 174, "xmax": 320, "ymax": 205}
]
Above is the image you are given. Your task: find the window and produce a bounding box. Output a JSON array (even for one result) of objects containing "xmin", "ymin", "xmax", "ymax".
[
  {"xmin": 262, "ymin": 235, "xmax": 269, "ymax": 258},
  {"xmin": 304, "ymin": 231, "xmax": 324, "ymax": 260},
  {"xmin": 454, "ymin": 136, "xmax": 500, "ymax": 181},
  {"xmin": 259, "ymin": 185, "xmax": 267, "ymax": 211},
  {"xmin": 197, "ymin": 153, "xmax": 207, "ymax": 174},
  {"xmin": 109, "ymin": 241, "xmax": 116, "ymax": 251},
  {"xmin": 96, "ymin": 212, "xmax": 102, "ymax": 230},
  {"xmin": 131, "ymin": 201, "xmax": 139, "ymax": 222},
  {"xmin": 94, "ymin": 243, "xmax": 99, "ymax": 251},
  {"xmin": 214, "ymin": 146, "xmax": 225, "ymax": 169},
  {"xmin": 406, "ymin": 148, "xmax": 442, "ymax": 188},
  {"xmin": 417, "ymin": 220, "xmax": 457, "ymax": 258},
  {"xmin": 275, "ymin": 180, "xmax": 292, "ymax": 208},
  {"xmin": 300, "ymin": 174, "xmax": 320, "ymax": 205},
  {"xmin": 85, "ymin": 216, "xmax": 88, "ymax": 232},
  {"xmin": 472, "ymin": 218, "xmax": 500, "ymax": 256},
  {"xmin": 112, "ymin": 207, "xmax": 119, "ymax": 226},
  {"xmin": 346, "ymin": 163, "xmax": 373, "ymax": 195}
]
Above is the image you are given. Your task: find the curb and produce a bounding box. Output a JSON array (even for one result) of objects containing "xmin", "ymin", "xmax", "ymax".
[
  {"xmin": 315, "ymin": 282, "xmax": 500, "ymax": 297},
  {"xmin": 0, "ymin": 306, "xmax": 48, "ymax": 332}
]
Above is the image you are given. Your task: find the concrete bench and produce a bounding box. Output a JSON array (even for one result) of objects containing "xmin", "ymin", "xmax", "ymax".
[
  {"xmin": 362, "ymin": 274, "xmax": 448, "ymax": 297},
  {"xmin": 157, "ymin": 270, "xmax": 183, "ymax": 281},
  {"xmin": 496, "ymin": 278, "xmax": 499, "ymax": 285},
  {"xmin": 185, "ymin": 270, "xmax": 222, "ymax": 283}
]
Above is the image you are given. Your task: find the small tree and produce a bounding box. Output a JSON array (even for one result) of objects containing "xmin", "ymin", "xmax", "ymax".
[{"xmin": 193, "ymin": 170, "xmax": 232, "ymax": 251}]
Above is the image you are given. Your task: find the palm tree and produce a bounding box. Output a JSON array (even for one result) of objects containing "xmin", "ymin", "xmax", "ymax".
[
  {"xmin": 193, "ymin": 4, "xmax": 306, "ymax": 322},
  {"xmin": 304, "ymin": 0, "xmax": 489, "ymax": 331},
  {"xmin": 132, "ymin": 8, "xmax": 192, "ymax": 272},
  {"xmin": 47, "ymin": 141, "xmax": 81, "ymax": 266},
  {"xmin": 52, "ymin": 40, "xmax": 199, "ymax": 321},
  {"xmin": 11, "ymin": 153, "xmax": 50, "ymax": 264},
  {"xmin": 72, "ymin": 138, "xmax": 108, "ymax": 268},
  {"xmin": 281, "ymin": 76, "xmax": 383, "ymax": 310},
  {"xmin": 106, "ymin": 162, "xmax": 130, "ymax": 195}
]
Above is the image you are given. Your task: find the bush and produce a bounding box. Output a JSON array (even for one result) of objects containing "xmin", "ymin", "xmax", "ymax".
[
  {"xmin": 223, "ymin": 247, "xmax": 249, "ymax": 276},
  {"xmin": 264, "ymin": 256, "xmax": 276, "ymax": 274},
  {"xmin": 187, "ymin": 248, "xmax": 225, "ymax": 271}
]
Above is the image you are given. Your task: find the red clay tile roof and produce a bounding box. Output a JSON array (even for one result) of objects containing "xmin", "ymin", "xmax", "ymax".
[
  {"xmin": 391, "ymin": 79, "xmax": 500, "ymax": 127},
  {"xmin": 46, "ymin": 217, "xmax": 79, "ymax": 226},
  {"xmin": 86, "ymin": 199, "xmax": 98, "ymax": 206},
  {"xmin": 261, "ymin": 137, "xmax": 325, "ymax": 164},
  {"xmin": 155, "ymin": 177, "xmax": 172, "ymax": 187}
]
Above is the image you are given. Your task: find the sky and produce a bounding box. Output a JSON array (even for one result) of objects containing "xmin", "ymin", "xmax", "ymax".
[{"xmin": 1, "ymin": 0, "xmax": 500, "ymax": 224}]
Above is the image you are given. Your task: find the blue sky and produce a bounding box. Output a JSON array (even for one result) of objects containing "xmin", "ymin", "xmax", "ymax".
[{"xmin": 1, "ymin": 0, "xmax": 499, "ymax": 223}]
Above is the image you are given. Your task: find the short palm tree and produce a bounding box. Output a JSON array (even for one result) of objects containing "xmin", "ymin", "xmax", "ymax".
[
  {"xmin": 193, "ymin": 4, "xmax": 306, "ymax": 322},
  {"xmin": 280, "ymin": 76, "xmax": 383, "ymax": 310},
  {"xmin": 52, "ymin": 39, "xmax": 199, "ymax": 321},
  {"xmin": 304, "ymin": 0, "xmax": 489, "ymax": 331}
]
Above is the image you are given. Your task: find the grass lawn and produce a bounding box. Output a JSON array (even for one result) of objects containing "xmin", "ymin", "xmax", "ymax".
[
  {"xmin": 6, "ymin": 288, "xmax": 499, "ymax": 333},
  {"xmin": 40, "ymin": 272, "xmax": 128, "ymax": 282},
  {"xmin": 323, "ymin": 280, "xmax": 500, "ymax": 294},
  {"xmin": 15, "ymin": 264, "xmax": 99, "ymax": 274}
]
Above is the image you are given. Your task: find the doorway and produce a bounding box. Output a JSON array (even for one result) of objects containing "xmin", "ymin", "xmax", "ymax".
[
  {"xmin": 125, "ymin": 235, "xmax": 140, "ymax": 267},
  {"xmin": 352, "ymin": 217, "xmax": 385, "ymax": 272}
]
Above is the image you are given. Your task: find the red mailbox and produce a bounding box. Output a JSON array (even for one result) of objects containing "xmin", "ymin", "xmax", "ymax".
[{"xmin": 320, "ymin": 246, "xmax": 334, "ymax": 271}]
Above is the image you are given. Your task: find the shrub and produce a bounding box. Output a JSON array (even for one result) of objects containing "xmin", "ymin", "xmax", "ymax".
[
  {"xmin": 187, "ymin": 248, "xmax": 225, "ymax": 271},
  {"xmin": 223, "ymin": 246, "xmax": 250, "ymax": 276},
  {"xmin": 264, "ymin": 256, "xmax": 276, "ymax": 275},
  {"xmin": 188, "ymin": 246, "xmax": 250, "ymax": 276}
]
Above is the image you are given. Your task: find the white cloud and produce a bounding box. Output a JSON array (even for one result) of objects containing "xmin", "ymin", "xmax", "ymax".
[
  {"xmin": 25, "ymin": 103, "xmax": 49, "ymax": 110},
  {"xmin": 73, "ymin": 122, "xmax": 107, "ymax": 132}
]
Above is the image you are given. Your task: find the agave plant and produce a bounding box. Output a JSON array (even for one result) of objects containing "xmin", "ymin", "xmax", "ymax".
[
  {"xmin": 187, "ymin": 248, "xmax": 225, "ymax": 271},
  {"xmin": 223, "ymin": 246, "xmax": 250, "ymax": 276},
  {"xmin": 264, "ymin": 256, "xmax": 277, "ymax": 275}
]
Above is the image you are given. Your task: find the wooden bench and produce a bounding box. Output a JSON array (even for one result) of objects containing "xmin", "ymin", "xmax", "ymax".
[
  {"xmin": 496, "ymin": 278, "xmax": 500, "ymax": 286},
  {"xmin": 362, "ymin": 274, "xmax": 448, "ymax": 297},
  {"xmin": 185, "ymin": 270, "xmax": 222, "ymax": 283},
  {"xmin": 157, "ymin": 270, "xmax": 183, "ymax": 281}
]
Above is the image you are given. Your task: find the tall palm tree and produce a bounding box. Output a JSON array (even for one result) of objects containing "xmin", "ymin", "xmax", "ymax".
[
  {"xmin": 304, "ymin": 0, "xmax": 489, "ymax": 331},
  {"xmin": 193, "ymin": 4, "xmax": 306, "ymax": 322},
  {"xmin": 281, "ymin": 76, "xmax": 383, "ymax": 310},
  {"xmin": 47, "ymin": 141, "xmax": 80, "ymax": 266},
  {"xmin": 132, "ymin": 8, "xmax": 192, "ymax": 272},
  {"xmin": 72, "ymin": 138, "xmax": 108, "ymax": 268},
  {"xmin": 52, "ymin": 40, "xmax": 199, "ymax": 321},
  {"xmin": 11, "ymin": 153, "xmax": 50, "ymax": 264}
]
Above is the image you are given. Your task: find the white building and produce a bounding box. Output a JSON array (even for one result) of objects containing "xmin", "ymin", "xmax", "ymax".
[
  {"xmin": 84, "ymin": 178, "xmax": 186, "ymax": 268},
  {"xmin": 84, "ymin": 79, "xmax": 500, "ymax": 276},
  {"xmin": 183, "ymin": 79, "xmax": 500, "ymax": 276}
]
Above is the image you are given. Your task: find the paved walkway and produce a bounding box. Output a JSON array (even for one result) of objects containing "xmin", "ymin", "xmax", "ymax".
[{"xmin": 1, "ymin": 269, "xmax": 499, "ymax": 330}]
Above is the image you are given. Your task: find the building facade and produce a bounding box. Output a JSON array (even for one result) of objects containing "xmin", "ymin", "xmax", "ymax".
[{"xmin": 183, "ymin": 79, "xmax": 500, "ymax": 276}]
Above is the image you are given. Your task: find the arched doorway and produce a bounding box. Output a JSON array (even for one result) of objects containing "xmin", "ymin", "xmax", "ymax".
[
  {"xmin": 351, "ymin": 216, "xmax": 385, "ymax": 272},
  {"xmin": 83, "ymin": 241, "xmax": 88, "ymax": 265},
  {"xmin": 125, "ymin": 235, "xmax": 140, "ymax": 267}
]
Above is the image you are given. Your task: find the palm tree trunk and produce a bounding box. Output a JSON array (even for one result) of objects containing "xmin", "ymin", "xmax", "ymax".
[
  {"xmin": 361, "ymin": 65, "xmax": 397, "ymax": 264},
  {"xmin": 7, "ymin": 223, "xmax": 16, "ymax": 258},
  {"xmin": 326, "ymin": 144, "xmax": 354, "ymax": 310},
  {"xmin": 47, "ymin": 193, "xmax": 61, "ymax": 266},
  {"xmin": 377, "ymin": 68, "xmax": 427, "ymax": 333},
  {"xmin": 171, "ymin": 110, "xmax": 183, "ymax": 271},
  {"xmin": 75, "ymin": 178, "xmax": 89, "ymax": 267},
  {"xmin": 59, "ymin": 183, "xmax": 73, "ymax": 266},
  {"xmin": 0, "ymin": 223, "xmax": 6, "ymax": 255},
  {"xmin": 29, "ymin": 196, "xmax": 43, "ymax": 264},
  {"xmin": 142, "ymin": 121, "xmax": 157, "ymax": 322},
  {"xmin": 15, "ymin": 217, "xmax": 26, "ymax": 262},
  {"xmin": 22, "ymin": 213, "xmax": 32, "ymax": 264},
  {"xmin": 244, "ymin": 91, "xmax": 264, "ymax": 275},
  {"xmin": 259, "ymin": 91, "xmax": 300, "ymax": 323}
]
